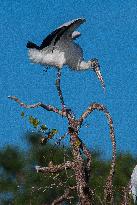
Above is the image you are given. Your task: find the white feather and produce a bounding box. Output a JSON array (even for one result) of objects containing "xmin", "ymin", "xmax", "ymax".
[{"xmin": 131, "ymin": 165, "xmax": 137, "ymax": 203}]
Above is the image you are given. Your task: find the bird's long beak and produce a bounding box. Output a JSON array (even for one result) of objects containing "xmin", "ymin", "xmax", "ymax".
[{"xmin": 91, "ymin": 59, "xmax": 105, "ymax": 91}]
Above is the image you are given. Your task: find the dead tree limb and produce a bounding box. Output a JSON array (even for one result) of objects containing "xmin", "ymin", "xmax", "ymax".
[
  {"xmin": 8, "ymin": 96, "xmax": 66, "ymax": 117},
  {"xmin": 35, "ymin": 161, "xmax": 74, "ymax": 174},
  {"xmin": 68, "ymin": 128, "xmax": 93, "ymax": 205},
  {"xmin": 79, "ymin": 141, "xmax": 92, "ymax": 182},
  {"xmin": 8, "ymin": 96, "xmax": 115, "ymax": 204},
  {"xmin": 79, "ymin": 103, "xmax": 116, "ymax": 204}
]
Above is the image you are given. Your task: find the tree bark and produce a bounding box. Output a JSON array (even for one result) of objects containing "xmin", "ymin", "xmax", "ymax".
[
  {"xmin": 68, "ymin": 124, "xmax": 92, "ymax": 205},
  {"xmin": 9, "ymin": 96, "xmax": 116, "ymax": 205}
]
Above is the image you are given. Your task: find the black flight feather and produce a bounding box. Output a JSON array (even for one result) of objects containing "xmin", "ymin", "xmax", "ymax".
[{"xmin": 26, "ymin": 41, "xmax": 40, "ymax": 49}]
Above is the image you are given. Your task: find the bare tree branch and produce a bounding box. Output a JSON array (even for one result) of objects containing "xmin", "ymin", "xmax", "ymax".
[
  {"xmin": 79, "ymin": 103, "xmax": 104, "ymax": 123},
  {"xmin": 35, "ymin": 161, "xmax": 74, "ymax": 174},
  {"xmin": 80, "ymin": 141, "xmax": 92, "ymax": 181},
  {"xmin": 8, "ymin": 82, "xmax": 116, "ymax": 204},
  {"xmin": 8, "ymin": 96, "xmax": 66, "ymax": 117},
  {"xmin": 68, "ymin": 131, "xmax": 93, "ymax": 205},
  {"xmin": 79, "ymin": 103, "xmax": 116, "ymax": 204}
]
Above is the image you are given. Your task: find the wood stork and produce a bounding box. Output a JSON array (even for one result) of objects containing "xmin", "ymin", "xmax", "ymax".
[
  {"xmin": 26, "ymin": 18, "xmax": 105, "ymax": 88},
  {"xmin": 26, "ymin": 18, "xmax": 105, "ymax": 109}
]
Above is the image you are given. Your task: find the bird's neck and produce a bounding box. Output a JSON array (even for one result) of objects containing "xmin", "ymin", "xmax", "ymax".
[{"xmin": 78, "ymin": 60, "xmax": 91, "ymax": 70}]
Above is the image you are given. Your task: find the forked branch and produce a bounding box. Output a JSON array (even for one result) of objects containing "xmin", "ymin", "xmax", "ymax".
[{"xmin": 8, "ymin": 92, "xmax": 116, "ymax": 204}]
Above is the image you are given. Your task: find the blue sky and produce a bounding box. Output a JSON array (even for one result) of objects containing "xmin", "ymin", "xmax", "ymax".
[{"xmin": 0, "ymin": 0, "xmax": 137, "ymax": 158}]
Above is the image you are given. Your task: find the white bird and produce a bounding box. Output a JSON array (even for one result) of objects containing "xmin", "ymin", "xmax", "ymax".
[
  {"xmin": 26, "ymin": 18, "xmax": 105, "ymax": 90},
  {"xmin": 131, "ymin": 165, "xmax": 137, "ymax": 203}
]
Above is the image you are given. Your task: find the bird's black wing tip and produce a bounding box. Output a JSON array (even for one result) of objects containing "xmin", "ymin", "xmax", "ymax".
[
  {"xmin": 71, "ymin": 17, "xmax": 86, "ymax": 24},
  {"xmin": 26, "ymin": 41, "xmax": 39, "ymax": 49}
]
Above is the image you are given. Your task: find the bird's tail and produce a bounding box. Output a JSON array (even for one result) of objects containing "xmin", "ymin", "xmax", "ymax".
[{"xmin": 26, "ymin": 41, "xmax": 39, "ymax": 49}]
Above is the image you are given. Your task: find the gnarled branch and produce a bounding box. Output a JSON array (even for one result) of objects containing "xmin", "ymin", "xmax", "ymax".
[{"xmin": 79, "ymin": 103, "xmax": 116, "ymax": 204}]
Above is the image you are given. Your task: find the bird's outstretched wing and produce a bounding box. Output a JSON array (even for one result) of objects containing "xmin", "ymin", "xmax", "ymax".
[{"xmin": 39, "ymin": 18, "xmax": 85, "ymax": 50}]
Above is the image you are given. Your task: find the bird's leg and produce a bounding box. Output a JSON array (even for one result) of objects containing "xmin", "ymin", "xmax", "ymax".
[
  {"xmin": 90, "ymin": 58, "xmax": 106, "ymax": 91},
  {"xmin": 55, "ymin": 69, "xmax": 65, "ymax": 111},
  {"xmin": 56, "ymin": 69, "xmax": 74, "ymax": 117}
]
